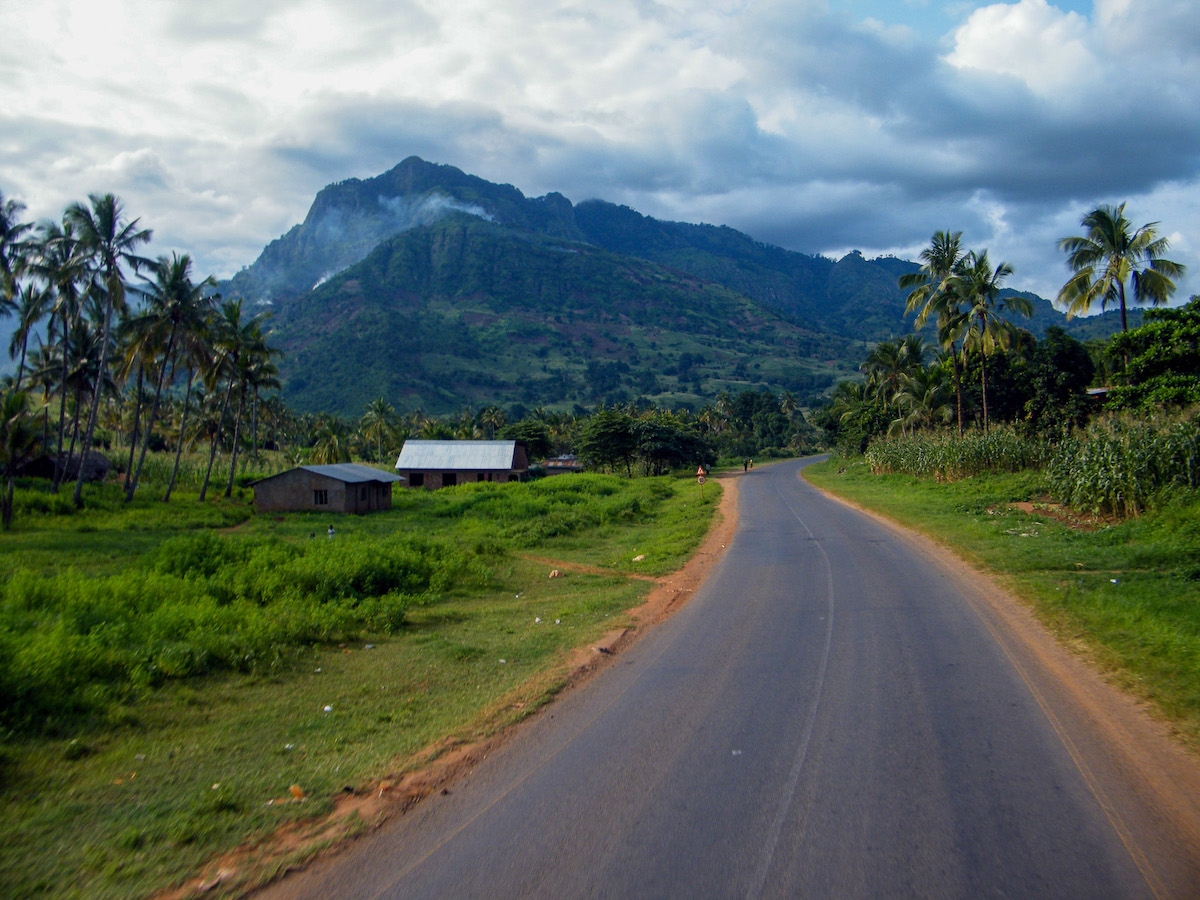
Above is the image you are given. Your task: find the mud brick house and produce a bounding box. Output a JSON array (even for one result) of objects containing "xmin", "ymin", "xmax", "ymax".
[
  {"xmin": 251, "ymin": 463, "xmax": 403, "ymax": 513},
  {"xmin": 393, "ymin": 440, "xmax": 529, "ymax": 489}
]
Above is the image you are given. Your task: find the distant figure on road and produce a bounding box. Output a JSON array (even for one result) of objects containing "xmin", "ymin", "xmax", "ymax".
[{"xmin": 744, "ymin": 459, "xmax": 749, "ymax": 472}]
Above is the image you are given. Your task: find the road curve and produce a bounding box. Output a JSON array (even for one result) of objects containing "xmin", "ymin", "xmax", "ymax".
[{"xmin": 260, "ymin": 457, "xmax": 1200, "ymax": 899}]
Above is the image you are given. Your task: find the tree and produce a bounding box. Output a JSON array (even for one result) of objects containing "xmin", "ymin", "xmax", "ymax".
[
  {"xmin": 955, "ymin": 251, "xmax": 1032, "ymax": 433},
  {"xmin": 1106, "ymin": 297, "xmax": 1200, "ymax": 409},
  {"xmin": 310, "ymin": 416, "xmax": 352, "ymax": 464},
  {"xmin": 900, "ymin": 231, "xmax": 968, "ymax": 433},
  {"xmin": 63, "ymin": 194, "xmax": 152, "ymax": 506},
  {"xmin": 1057, "ymin": 203, "xmax": 1186, "ymax": 332},
  {"xmin": 1, "ymin": 390, "xmax": 42, "ymax": 529},
  {"xmin": 577, "ymin": 408, "xmax": 637, "ymax": 476},
  {"xmin": 0, "ymin": 192, "xmax": 32, "ymax": 307},
  {"xmin": 7, "ymin": 281, "xmax": 51, "ymax": 389},
  {"xmin": 359, "ymin": 397, "xmax": 397, "ymax": 463},
  {"xmin": 123, "ymin": 253, "xmax": 216, "ymax": 500}
]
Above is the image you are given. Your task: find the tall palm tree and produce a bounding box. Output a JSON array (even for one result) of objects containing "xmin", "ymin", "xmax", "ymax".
[
  {"xmin": 63, "ymin": 194, "xmax": 152, "ymax": 506},
  {"xmin": 1057, "ymin": 203, "xmax": 1186, "ymax": 332},
  {"xmin": 360, "ymin": 397, "xmax": 397, "ymax": 461},
  {"xmin": 0, "ymin": 192, "xmax": 32, "ymax": 307},
  {"xmin": 27, "ymin": 219, "xmax": 92, "ymax": 489},
  {"xmin": 8, "ymin": 282, "xmax": 51, "ymax": 389},
  {"xmin": 900, "ymin": 231, "xmax": 968, "ymax": 433},
  {"xmin": 123, "ymin": 253, "xmax": 216, "ymax": 500},
  {"xmin": 862, "ymin": 335, "xmax": 927, "ymax": 410},
  {"xmin": 954, "ymin": 251, "xmax": 1032, "ymax": 433}
]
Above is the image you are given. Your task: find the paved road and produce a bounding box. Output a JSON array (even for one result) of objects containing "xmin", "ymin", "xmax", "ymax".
[{"xmin": 262, "ymin": 458, "xmax": 1198, "ymax": 898}]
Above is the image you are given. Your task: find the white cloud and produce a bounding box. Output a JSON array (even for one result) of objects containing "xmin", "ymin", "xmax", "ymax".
[{"xmin": 0, "ymin": 0, "xmax": 1196, "ymax": 307}]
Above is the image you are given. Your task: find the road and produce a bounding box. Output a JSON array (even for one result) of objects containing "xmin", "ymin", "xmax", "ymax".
[{"xmin": 260, "ymin": 457, "xmax": 1200, "ymax": 899}]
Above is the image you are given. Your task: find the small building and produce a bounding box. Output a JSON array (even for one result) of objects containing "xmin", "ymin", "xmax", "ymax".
[
  {"xmin": 19, "ymin": 451, "xmax": 111, "ymax": 483},
  {"xmin": 250, "ymin": 463, "xmax": 403, "ymax": 514},
  {"xmin": 394, "ymin": 440, "xmax": 529, "ymax": 489},
  {"xmin": 541, "ymin": 454, "xmax": 584, "ymax": 475}
]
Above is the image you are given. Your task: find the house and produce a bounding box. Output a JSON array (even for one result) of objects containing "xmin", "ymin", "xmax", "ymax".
[
  {"xmin": 19, "ymin": 451, "xmax": 111, "ymax": 482},
  {"xmin": 250, "ymin": 463, "xmax": 403, "ymax": 514},
  {"xmin": 541, "ymin": 454, "xmax": 584, "ymax": 475},
  {"xmin": 394, "ymin": 440, "xmax": 529, "ymax": 489}
]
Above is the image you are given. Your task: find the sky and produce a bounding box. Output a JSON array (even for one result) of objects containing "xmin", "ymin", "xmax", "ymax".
[{"xmin": 2, "ymin": 0, "xmax": 1198, "ymax": 305}]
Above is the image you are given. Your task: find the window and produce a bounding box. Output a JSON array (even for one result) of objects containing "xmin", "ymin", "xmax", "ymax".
[
  {"xmin": 410, "ymin": 473, "xmax": 424, "ymax": 487},
  {"xmin": 314, "ymin": 489, "xmax": 328, "ymax": 505},
  {"xmin": 442, "ymin": 473, "xmax": 457, "ymax": 487}
]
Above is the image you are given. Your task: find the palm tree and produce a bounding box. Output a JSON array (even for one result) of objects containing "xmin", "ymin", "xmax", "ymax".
[
  {"xmin": 1057, "ymin": 203, "xmax": 1186, "ymax": 332},
  {"xmin": 1, "ymin": 389, "xmax": 42, "ymax": 529},
  {"xmin": 7, "ymin": 281, "xmax": 51, "ymax": 389},
  {"xmin": 890, "ymin": 365, "xmax": 954, "ymax": 436},
  {"xmin": 310, "ymin": 416, "xmax": 352, "ymax": 464},
  {"xmin": 27, "ymin": 219, "xmax": 92, "ymax": 489},
  {"xmin": 900, "ymin": 231, "xmax": 969, "ymax": 433},
  {"xmin": 0, "ymin": 192, "xmax": 32, "ymax": 305},
  {"xmin": 954, "ymin": 251, "xmax": 1032, "ymax": 433},
  {"xmin": 123, "ymin": 253, "xmax": 216, "ymax": 500},
  {"xmin": 862, "ymin": 335, "xmax": 927, "ymax": 417},
  {"xmin": 63, "ymin": 194, "xmax": 152, "ymax": 506},
  {"xmin": 360, "ymin": 397, "xmax": 397, "ymax": 462}
]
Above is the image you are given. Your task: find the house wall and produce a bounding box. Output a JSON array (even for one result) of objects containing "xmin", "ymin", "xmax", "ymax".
[
  {"xmin": 254, "ymin": 471, "xmax": 393, "ymax": 514},
  {"xmin": 395, "ymin": 469, "xmax": 524, "ymax": 490}
]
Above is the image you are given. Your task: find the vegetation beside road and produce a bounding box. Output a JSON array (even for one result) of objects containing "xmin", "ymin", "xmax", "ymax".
[
  {"xmin": 0, "ymin": 472, "xmax": 721, "ymax": 900},
  {"xmin": 804, "ymin": 456, "xmax": 1200, "ymax": 748}
]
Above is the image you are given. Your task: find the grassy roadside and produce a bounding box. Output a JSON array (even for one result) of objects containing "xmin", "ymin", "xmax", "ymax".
[
  {"xmin": 804, "ymin": 457, "xmax": 1200, "ymax": 748},
  {"xmin": 0, "ymin": 474, "xmax": 721, "ymax": 899}
]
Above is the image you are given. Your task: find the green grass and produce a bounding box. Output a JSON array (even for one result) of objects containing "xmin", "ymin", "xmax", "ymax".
[
  {"xmin": 806, "ymin": 457, "xmax": 1200, "ymax": 744},
  {"xmin": 0, "ymin": 469, "xmax": 722, "ymax": 899}
]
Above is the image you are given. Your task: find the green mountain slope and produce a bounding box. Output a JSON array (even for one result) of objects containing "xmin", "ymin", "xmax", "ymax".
[{"xmin": 269, "ymin": 215, "xmax": 857, "ymax": 416}]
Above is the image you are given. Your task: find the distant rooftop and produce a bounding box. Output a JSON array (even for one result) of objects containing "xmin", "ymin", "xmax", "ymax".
[
  {"xmin": 299, "ymin": 463, "xmax": 403, "ymax": 483},
  {"xmin": 395, "ymin": 440, "xmax": 521, "ymax": 471}
]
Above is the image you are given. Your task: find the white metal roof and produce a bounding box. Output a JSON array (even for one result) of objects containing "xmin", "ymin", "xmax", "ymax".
[{"xmin": 395, "ymin": 440, "xmax": 519, "ymax": 471}]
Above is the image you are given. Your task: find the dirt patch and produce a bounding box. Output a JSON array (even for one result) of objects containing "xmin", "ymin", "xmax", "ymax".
[
  {"xmin": 1005, "ymin": 498, "xmax": 1117, "ymax": 532},
  {"xmin": 162, "ymin": 475, "xmax": 740, "ymax": 899}
]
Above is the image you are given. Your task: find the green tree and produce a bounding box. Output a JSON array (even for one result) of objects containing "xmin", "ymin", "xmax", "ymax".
[
  {"xmin": 1057, "ymin": 203, "xmax": 1186, "ymax": 332},
  {"xmin": 63, "ymin": 194, "xmax": 152, "ymax": 506},
  {"xmin": 124, "ymin": 253, "xmax": 216, "ymax": 500},
  {"xmin": 577, "ymin": 408, "xmax": 637, "ymax": 476},
  {"xmin": 900, "ymin": 231, "xmax": 968, "ymax": 433},
  {"xmin": 1106, "ymin": 297, "xmax": 1200, "ymax": 408},
  {"xmin": 360, "ymin": 397, "xmax": 398, "ymax": 462},
  {"xmin": 955, "ymin": 251, "xmax": 1032, "ymax": 433}
]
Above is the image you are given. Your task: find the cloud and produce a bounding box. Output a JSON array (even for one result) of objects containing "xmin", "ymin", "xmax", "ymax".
[{"xmin": 1, "ymin": 0, "xmax": 1196, "ymax": 304}]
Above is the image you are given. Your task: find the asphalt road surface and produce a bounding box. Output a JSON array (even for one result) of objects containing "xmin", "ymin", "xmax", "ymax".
[{"xmin": 261, "ymin": 458, "xmax": 1199, "ymax": 899}]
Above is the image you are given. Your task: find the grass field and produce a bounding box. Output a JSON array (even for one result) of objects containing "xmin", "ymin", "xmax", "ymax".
[
  {"xmin": 0, "ymin": 470, "xmax": 721, "ymax": 899},
  {"xmin": 805, "ymin": 457, "xmax": 1200, "ymax": 748}
]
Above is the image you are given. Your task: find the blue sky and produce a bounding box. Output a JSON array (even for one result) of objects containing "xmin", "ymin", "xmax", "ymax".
[{"xmin": 1, "ymin": 0, "xmax": 1196, "ymax": 305}]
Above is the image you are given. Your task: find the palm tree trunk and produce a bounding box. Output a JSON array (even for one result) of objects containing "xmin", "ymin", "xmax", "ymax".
[
  {"xmin": 127, "ymin": 330, "xmax": 176, "ymax": 501},
  {"xmin": 951, "ymin": 347, "xmax": 965, "ymax": 437},
  {"xmin": 52, "ymin": 324, "xmax": 71, "ymax": 493},
  {"xmin": 223, "ymin": 386, "xmax": 247, "ymax": 498},
  {"xmin": 163, "ymin": 367, "xmax": 195, "ymax": 502},
  {"xmin": 124, "ymin": 364, "xmax": 144, "ymax": 493},
  {"xmin": 199, "ymin": 379, "xmax": 234, "ymax": 502},
  {"xmin": 73, "ymin": 293, "xmax": 113, "ymax": 507},
  {"xmin": 981, "ymin": 354, "xmax": 990, "ymax": 435}
]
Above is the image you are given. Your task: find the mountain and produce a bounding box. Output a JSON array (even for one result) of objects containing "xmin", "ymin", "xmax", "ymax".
[
  {"xmin": 223, "ymin": 156, "xmax": 1134, "ymax": 416},
  {"xmin": 268, "ymin": 214, "xmax": 854, "ymax": 415}
]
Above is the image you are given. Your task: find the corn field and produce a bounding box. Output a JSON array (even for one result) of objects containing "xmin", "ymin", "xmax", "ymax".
[
  {"xmin": 1045, "ymin": 411, "xmax": 1200, "ymax": 516},
  {"xmin": 863, "ymin": 411, "xmax": 1200, "ymax": 518},
  {"xmin": 865, "ymin": 428, "xmax": 1049, "ymax": 481}
]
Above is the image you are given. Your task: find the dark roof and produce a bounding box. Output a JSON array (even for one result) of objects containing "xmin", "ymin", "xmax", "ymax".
[{"xmin": 252, "ymin": 463, "xmax": 403, "ymax": 487}]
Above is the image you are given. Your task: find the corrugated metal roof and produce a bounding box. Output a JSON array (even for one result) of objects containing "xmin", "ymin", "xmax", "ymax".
[
  {"xmin": 300, "ymin": 463, "xmax": 403, "ymax": 484},
  {"xmin": 395, "ymin": 440, "xmax": 518, "ymax": 471}
]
